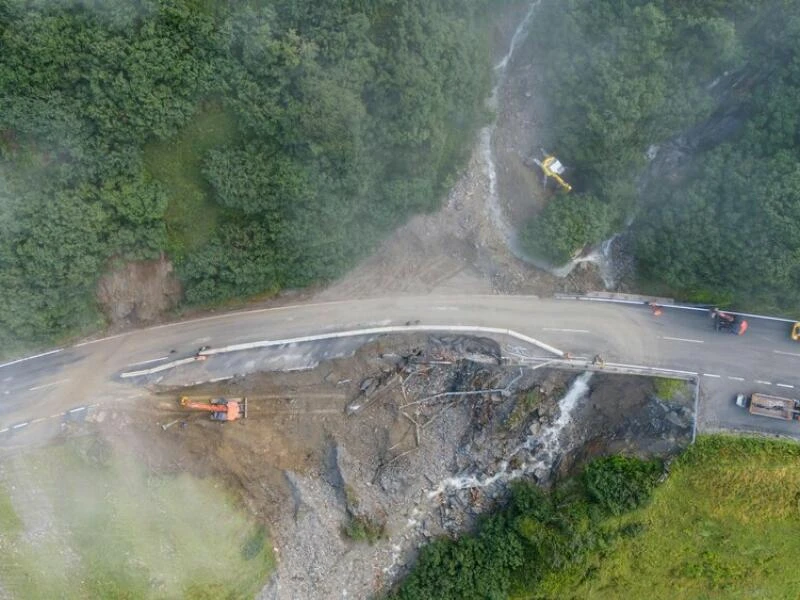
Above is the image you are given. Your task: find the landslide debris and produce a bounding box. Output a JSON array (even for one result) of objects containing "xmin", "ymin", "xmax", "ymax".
[{"xmin": 85, "ymin": 334, "xmax": 692, "ymax": 599}]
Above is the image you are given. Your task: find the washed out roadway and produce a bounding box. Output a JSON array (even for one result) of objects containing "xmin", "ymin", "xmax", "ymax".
[{"xmin": 1, "ymin": 295, "xmax": 799, "ymax": 439}]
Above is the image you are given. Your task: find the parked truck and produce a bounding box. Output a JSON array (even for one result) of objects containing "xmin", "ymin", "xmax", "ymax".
[{"xmin": 736, "ymin": 393, "xmax": 800, "ymax": 421}]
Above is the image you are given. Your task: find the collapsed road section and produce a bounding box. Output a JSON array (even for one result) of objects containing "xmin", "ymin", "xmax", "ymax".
[{"xmin": 85, "ymin": 333, "xmax": 694, "ymax": 599}]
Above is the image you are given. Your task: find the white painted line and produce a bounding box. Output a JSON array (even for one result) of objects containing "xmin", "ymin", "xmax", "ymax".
[
  {"xmin": 121, "ymin": 325, "xmax": 566, "ymax": 378},
  {"xmin": 773, "ymin": 350, "xmax": 800, "ymax": 357},
  {"xmin": 30, "ymin": 418, "xmax": 45, "ymax": 424},
  {"xmin": 777, "ymin": 383, "xmax": 794, "ymax": 389},
  {"xmin": 728, "ymin": 376, "xmax": 745, "ymax": 381},
  {"xmin": 74, "ymin": 333, "xmax": 126, "ymax": 347},
  {"xmin": 125, "ymin": 356, "xmax": 169, "ymax": 367},
  {"xmin": 543, "ymin": 328, "xmax": 591, "ymax": 334},
  {"xmin": 433, "ymin": 306, "xmax": 459, "ymax": 311},
  {"xmin": 12, "ymin": 422, "xmax": 28, "ymax": 429},
  {"xmin": 27, "ymin": 378, "xmax": 70, "ymax": 391},
  {"xmin": 68, "ymin": 406, "xmax": 87, "ymax": 413},
  {"xmin": 661, "ymin": 336, "xmax": 704, "ymax": 344},
  {"xmin": 0, "ymin": 428, "xmax": 7, "ymax": 433},
  {"xmin": 703, "ymin": 373, "xmax": 721, "ymax": 378},
  {"xmin": 755, "ymin": 380, "xmax": 772, "ymax": 385},
  {"xmin": 49, "ymin": 413, "xmax": 63, "ymax": 419},
  {"xmin": 120, "ymin": 356, "xmax": 199, "ymax": 378},
  {"xmin": 0, "ymin": 348, "xmax": 63, "ymax": 369},
  {"xmin": 208, "ymin": 376, "xmax": 233, "ymax": 383}
]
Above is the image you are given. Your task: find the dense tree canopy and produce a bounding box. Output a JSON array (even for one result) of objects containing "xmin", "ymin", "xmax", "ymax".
[
  {"xmin": 0, "ymin": 0, "xmax": 493, "ymax": 345},
  {"xmin": 517, "ymin": 0, "xmax": 800, "ymax": 313}
]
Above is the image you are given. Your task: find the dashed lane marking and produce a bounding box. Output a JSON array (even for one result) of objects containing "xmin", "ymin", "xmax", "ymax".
[
  {"xmin": 661, "ymin": 336, "xmax": 704, "ymax": 344},
  {"xmin": 543, "ymin": 328, "xmax": 591, "ymax": 334},
  {"xmin": 30, "ymin": 418, "xmax": 45, "ymax": 424},
  {"xmin": 773, "ymin": 350, "xmax": 800, "ymax": 357},
  {"xmin": 728, "ymin": 376, "xmax": 745, "ymax": 381},
  {"xmin": 755, "ymin": 380, "xmax": 772, "ymax": 385},
  {"xmin": 12, "ymin": 422, "xmax": 28, "ymax": 430},
  {"xmin": 0, "ymin": 428, "xmax": 7, "ymax": 434},
  {"xmin": 49, "ymin": 413, "xmax": 63, "ymax": 419},
  {"xmin": 68, "ymin": 406, "xmax": 87, "ymax": 414},
  {"xmin": 0, "ymin": 348, "xmax": 63, "ymax": 369},
  {"xmin": 703, "ymin": 373, "xmax": 721, "ymax": 378},
  {"xmin": 27, "ymin": 378, "xmax": 70, "ymax": 391},
  {"xmin": 776, "ymin": 383, "xmax": 794, "ymax": 389}
]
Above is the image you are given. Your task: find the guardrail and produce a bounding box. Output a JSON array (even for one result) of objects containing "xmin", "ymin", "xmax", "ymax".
[{"xmin": 556, "ymin": 293, "xmax": 798, "ymax": 323}]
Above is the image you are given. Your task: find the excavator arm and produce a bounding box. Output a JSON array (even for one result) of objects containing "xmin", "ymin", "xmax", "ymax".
[{"xmin": 180, "ymin": 397, "xmax": 245, "ymax": 421}]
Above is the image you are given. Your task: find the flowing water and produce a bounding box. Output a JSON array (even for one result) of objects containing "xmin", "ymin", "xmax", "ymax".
[
  {"xmin": 480, "ymin": 1, "xmax": 619, "ymax": 286},
  {"xmin": 427, "ymin": 372, "xmax": 593, "ymax": 497}
]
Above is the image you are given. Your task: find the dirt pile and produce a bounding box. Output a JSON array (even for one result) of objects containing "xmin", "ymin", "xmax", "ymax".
[
  {"xmin": 96, "ymin": 255, "xmax": 182, "ymax": 327},
  {"xmin": 82, "ymin": 335, "xmax": 693, "ymax": 599}
]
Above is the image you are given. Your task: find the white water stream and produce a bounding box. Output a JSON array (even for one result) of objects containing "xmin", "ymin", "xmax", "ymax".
[
  {"xmin": 427, "ymin": 372, "xmax": 592, "ymax": 497},
  {"xmin": 481, "ymin": 1, "xmax": 618, "ymax": 286}
]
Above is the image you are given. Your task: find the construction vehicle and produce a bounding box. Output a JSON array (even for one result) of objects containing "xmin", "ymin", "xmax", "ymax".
[
  {"xmin": 532, "ymin": 151, "xmax": 572, "ymax": 192},
  {"xmin": 180, "ymin": 396, "xmax": 247, "ymax": 421},
  {"xmin": 736, "ymin": 393, "xmax": 800, "ymax": 422},
  {"xmin": 791, "ymin": 322, "xmax": 800, "ymax": 341},
  {"xmin": 710, "ymin": 308, "xmax": 748, "ymax": 335}
]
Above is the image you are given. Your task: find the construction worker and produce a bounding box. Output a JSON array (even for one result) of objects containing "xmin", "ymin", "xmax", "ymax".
[{"xmin": 592, "ymin": 354, "xmax": 605, "ymax": 368}]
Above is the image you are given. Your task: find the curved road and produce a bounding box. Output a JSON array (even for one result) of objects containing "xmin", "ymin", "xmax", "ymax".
[{"xmin": 2, "ymin": 295, "xmax": 799, "ymax": 439}]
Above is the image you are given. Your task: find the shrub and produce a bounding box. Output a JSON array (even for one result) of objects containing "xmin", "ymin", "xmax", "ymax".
[{"xmin": 583, "ymin": 456, "xmax": 662, "ymax": 515}]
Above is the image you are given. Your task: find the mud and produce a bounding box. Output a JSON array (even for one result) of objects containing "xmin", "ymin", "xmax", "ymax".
[
  {"xmin": 96, "ymin": 255, "xmax": 182, "ymax": 327},
  {"xmin": 82, "ymin": 334, "xmax": 692, "ymax": 599}
]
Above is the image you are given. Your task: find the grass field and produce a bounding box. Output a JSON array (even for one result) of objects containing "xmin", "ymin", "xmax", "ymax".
[
  {"xmin": 543, "ymin": 436, "xmax": 800, "ymax": 599},
  {"xmin": 0, "ymin": 435, "xmax": 272, "ymax": 599},
  {"xmin": 144, "ymin": 103, "xmax": 237, "ymax": 260}
]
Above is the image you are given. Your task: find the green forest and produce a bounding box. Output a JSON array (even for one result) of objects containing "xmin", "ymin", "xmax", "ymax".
[
  {"xmin": 0, "ymin": 0, "xmax": 494, "ymax": 347},
  {"xmin": 521, "ymin": 0, "xmax": 800, "ymax": 313},
  {"xmin": 390, "ymin": 436, "xmax": 800, "ymax": 599}
]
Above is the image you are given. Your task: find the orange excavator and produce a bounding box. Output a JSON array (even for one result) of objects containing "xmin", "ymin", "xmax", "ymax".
[{"xmin": 180, "ymin": 396, "xmax": 247, "ymax": 421}]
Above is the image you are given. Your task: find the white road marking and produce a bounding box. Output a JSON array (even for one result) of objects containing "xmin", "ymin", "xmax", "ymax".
[
  {"xmin": 27, "ymin": 378, "xmax": 71, "ymax": 391},
  {"xmin": 776, "ymin": 383, "xmax": 794, "ymax": 389},
  {"xmin": 74, "ymin": 333, "xmax": 126, "ymax": 347},
  {"xmin": 68, "ymin": 406, "xmax": 86, "ymax": 414},
  {"xmin": 661, "ymin": 336, "xmax": 704, "ymax": 344},
  {"xmin": 125, "ymin": 356, "xmax": 169, "ymax": 367},
  {"xmin": 755, "ymin": 380, "xmax": 772, "ymax": 385},
  {"xmin": 703, "ymin": 373, "xmax": 721, "ymax": 378},
  {"xmin": 0, "ymin": 348, "xmax": 63, "ymax": 369},
  {"xmin": 12, "ymin": 422, "xmax": 28, "ymax": 429},
  {"xmin": 49, "ymin": 413, "xmax": 63, "ymax": 419},
  {"xmin": 728, "ymin": 376, "xmax": 745, "ymax": 381},
  {"xmin": 542, "ymin": 327, "xmax": 591, "ymax": 334},
  {"xmin": 773, "ymin": 350, "xmax": 800, "ymax": 357},
  {"xmin": 0, "ymin": 428, "xmax": 7, "ymax": 433},
  {"xmin": 433, "ymin": 306, "xmax": 459, "ymax": 311},
  {"xmin": 30, "ymin": 418, "xmax": 45, "ymax": 424}
]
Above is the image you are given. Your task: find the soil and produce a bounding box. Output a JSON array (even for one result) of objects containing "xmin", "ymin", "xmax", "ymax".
[
  {"xmin": 96, "ymin": 255, "xmax": 182, "ymax": 328},
  {"xmin": 83, "ymin": 334, "xmax": 693, "ymax": 599}
]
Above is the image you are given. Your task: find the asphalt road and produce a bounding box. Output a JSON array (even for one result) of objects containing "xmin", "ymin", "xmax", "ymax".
[{"xmin": 1, "ymin": 295, "xmax": 799, "ymax": 439}]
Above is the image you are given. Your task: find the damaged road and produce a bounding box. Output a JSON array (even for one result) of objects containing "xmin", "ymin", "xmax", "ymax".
[{"xmin": 82, "ymin": 334, "xmax": 693, "ymax": 599}]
